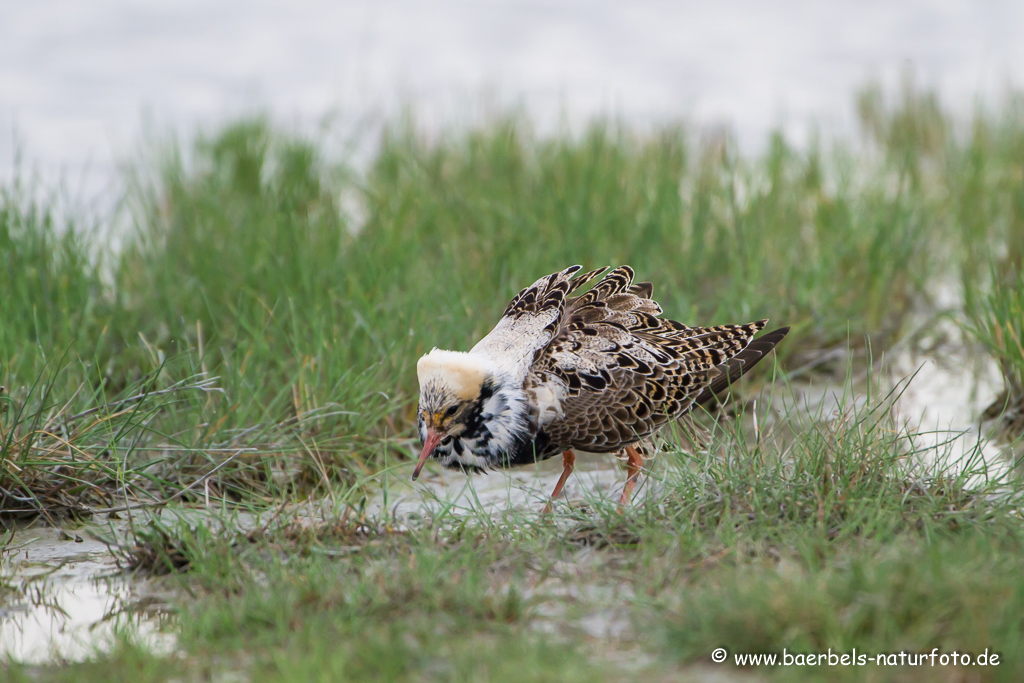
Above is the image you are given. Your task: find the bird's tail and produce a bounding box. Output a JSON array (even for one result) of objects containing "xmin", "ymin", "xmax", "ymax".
[{"xmin": 693, "ymin": 326, "xmax": 790, "ymax": 406}]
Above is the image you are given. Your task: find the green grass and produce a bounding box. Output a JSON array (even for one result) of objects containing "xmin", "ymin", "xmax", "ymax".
[
  {"xmin": 965, "ymin": 266, "xmax": 1024, "ymax": 438},
  {"xmin": 6, "ymin": 83, "xmax": 1020, "ymax": 510},
  {"xmin": 0, "ymin": 181, "xmax": 106, "ymax": 387},
  {"xmin": 12, "ymin": 379, "xmax": 1024, "ymax": 682},
  {"xmin": 5, "ymin": 81, "xmax": 1024, "ymax": 680}
]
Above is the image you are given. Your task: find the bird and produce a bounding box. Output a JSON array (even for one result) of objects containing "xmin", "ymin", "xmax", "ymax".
[{"xmin": 412, "ymin": 265, "xmax": 789, "ymax": 509}]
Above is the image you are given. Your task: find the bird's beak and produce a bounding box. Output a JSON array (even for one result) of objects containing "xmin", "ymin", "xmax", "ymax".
[{"xmin": 412, "ymin": 429, "xmax": 443, "ymax": 480}]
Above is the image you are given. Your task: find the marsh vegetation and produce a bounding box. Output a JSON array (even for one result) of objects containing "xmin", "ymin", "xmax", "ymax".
[{"xmin": 3, "ymin": 82, "xmax": 1024, "ymax": 681}]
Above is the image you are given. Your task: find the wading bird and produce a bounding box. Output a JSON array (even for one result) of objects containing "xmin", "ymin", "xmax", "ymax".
[{"xmin": 413, "ymin": 265, "xmax": 788, "ymax": 509}]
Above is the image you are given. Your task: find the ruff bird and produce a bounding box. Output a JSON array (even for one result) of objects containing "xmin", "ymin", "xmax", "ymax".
[{"xmin": 413, "ymin": 265, "xmax": 788, "ymax": 509}]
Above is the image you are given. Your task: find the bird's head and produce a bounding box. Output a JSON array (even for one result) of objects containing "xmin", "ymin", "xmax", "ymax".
[{"xmin": 413, "ymin": 349, "xmax": 502, "ymax": 479}]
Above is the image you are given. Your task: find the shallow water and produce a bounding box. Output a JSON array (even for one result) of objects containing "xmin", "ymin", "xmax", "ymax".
[{"xmin": 0, "ymin": 524, "xmax": 173, "ymax": 664}]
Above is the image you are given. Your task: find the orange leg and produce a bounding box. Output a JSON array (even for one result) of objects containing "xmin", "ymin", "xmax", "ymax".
[
  {"xmin": 541, "ymin": 450, "xmax": 576, "ymax": 513},
  {"xmin": 618, "ymin": 445, "xmax": 643, "ymax": 506}
]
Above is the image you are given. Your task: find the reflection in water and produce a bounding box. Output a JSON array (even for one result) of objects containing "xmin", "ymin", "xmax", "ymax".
[{"xmin": 0, "ymin": 526, "xmax": 173, "ymax": 664}]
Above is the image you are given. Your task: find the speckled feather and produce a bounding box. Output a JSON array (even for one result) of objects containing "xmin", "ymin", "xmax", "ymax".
[
  {"xmin": 517, "ymin": 266, "xmax": 779, "ymax": 460},
  {"xmin": 417, "ymin": 265, "xmax": 788, "ymax": 475},
  {"xmin": 470, "ymin": 265, "xmax": 585, "ymax": 383}
]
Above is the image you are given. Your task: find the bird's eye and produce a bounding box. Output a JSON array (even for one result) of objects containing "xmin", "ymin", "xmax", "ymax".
[{"xmin": 444, "ymin": 405, "xmax": 458, "ymax": 418}]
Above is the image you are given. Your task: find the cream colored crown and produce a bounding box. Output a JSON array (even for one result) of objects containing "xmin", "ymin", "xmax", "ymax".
[{"xmin": 416, "ymin": 349, "xmax": 496, "ymax": 401}]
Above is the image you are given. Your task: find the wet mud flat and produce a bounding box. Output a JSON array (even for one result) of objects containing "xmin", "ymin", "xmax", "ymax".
[{"xmin": 2, "ymin": 453, "xmax": 657, "ymax": 667}]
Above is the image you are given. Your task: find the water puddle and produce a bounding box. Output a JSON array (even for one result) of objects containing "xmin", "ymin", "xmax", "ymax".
[{"xmin": 0, "ymin": 524, "xmax": 174, "ymax": 665}]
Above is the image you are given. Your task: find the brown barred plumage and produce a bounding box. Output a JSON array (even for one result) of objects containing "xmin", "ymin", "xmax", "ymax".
[
  {"xmin": 414, "ymin": 265, "xmax": 789, "ymax": 508},
  {"xmin": 524, "ymin": 266, "xmax": 778, "ymax": 459}
]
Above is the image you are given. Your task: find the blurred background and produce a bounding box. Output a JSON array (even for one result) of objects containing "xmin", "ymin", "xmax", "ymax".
[{"xmin": 3, "ymin": 0, "xmax": 1023, "ymax": 210}]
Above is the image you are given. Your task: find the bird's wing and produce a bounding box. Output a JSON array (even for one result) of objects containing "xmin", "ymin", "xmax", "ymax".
[
  {"xmin": 527, "ymin": 265, "xmax": 771, "ymax": 452},
  {"xmin": 470, "ymin": 265, "xmax": 606, "ymax": 381}
]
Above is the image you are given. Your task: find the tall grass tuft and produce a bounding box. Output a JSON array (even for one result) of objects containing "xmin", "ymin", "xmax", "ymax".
[
  {"xmin": 967, "ymin": 267, "xmax": 1024, "ymax": 437},
  {"xmin": 5, "ymin": 86, "xmax": 1024, "ymax": 515},
  {"xmin": 0, "ymin": 181, "xmax": 106, "ymax": 386}
]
